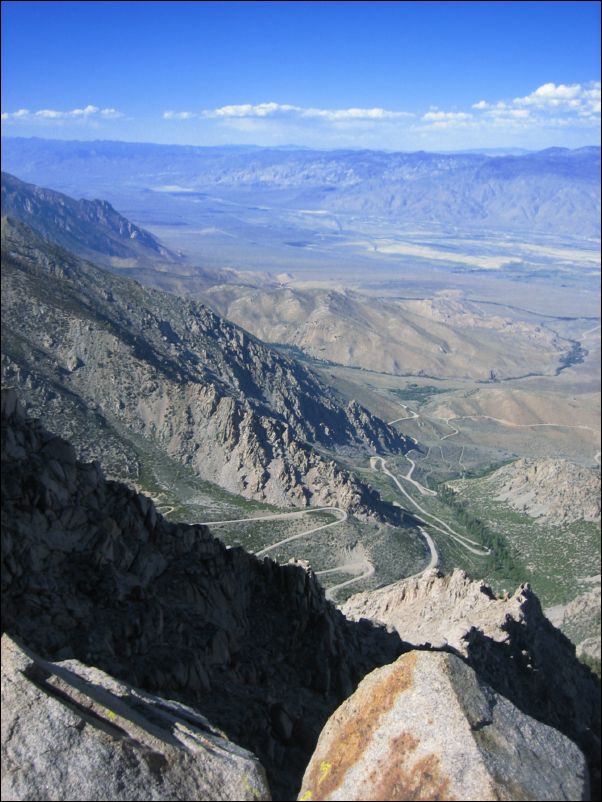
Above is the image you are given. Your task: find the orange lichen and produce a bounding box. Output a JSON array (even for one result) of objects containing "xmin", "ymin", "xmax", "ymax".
[
  {"xmin": 302, "ymin": 653, "xmax": 417, "ymax": 800},
  {"xmin": 368, "ymin": 733, "xmax": 454, "ymax": 801}
]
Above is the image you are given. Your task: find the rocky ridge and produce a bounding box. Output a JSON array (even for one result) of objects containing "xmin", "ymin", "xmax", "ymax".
[
  {"xmin": 0, "ymin": 390, "xmax": 404, "ymax": 798},
  {"xmin": 203, "ymin": 284, "xmax": 567, "ymax": 381},
  {"xmin": 1, "ymin": 217, "xmax": 409, "ymax": 518},
  {"xmin": 342, "ymin": 568, "xmax": 601, "ymax": 793}
]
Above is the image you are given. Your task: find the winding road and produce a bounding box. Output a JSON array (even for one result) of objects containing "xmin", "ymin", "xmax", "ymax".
[
  {"xmin": 388, "ymin": 404, "xmax": 420, "ymax": 425},
  {"xmin": 403, "ymin": 451, "xmax": 438, "ymax": 496},
  {"xmin": 417, "ymin": 525, "xmax": 439, "ymax": 572},
  {"xmin": 580, "ymin": 323, "xmax": 601, "ymax": 339},
  {"xmin": 196, "ymin": 506, "xmax": 348, "ymax": 558},
  {"xmin": 442, "ymin": 413, "xmax": 599, "ymax": 433},
  {"xmin": 388, "ymin": 399, "xmax": 601, "ymax": 477},
  {"xmin": 371, "ymin": 456, "xmax": 490, "ymax": 557},
  {"xmin": 320, "ymin": 562, "xmax": 376, "ymax": 599},
  {"xmin": 254, "ymin": 508, "xmax": 347, "ymax": 557},
  {"xmin": 186, "ymin": 398, "xmax": 512, "ymax": 592},
  {"xmin": 197, "ymin": 505, "xmax": 375, "ymax": 591}
]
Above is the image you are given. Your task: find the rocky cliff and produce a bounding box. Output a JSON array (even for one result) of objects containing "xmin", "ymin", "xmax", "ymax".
[
  {"xmin": 1, "ymin": 217, "xmax": 409, "ymax": 519},
  {"xmin": 0, "ymin": 389, "xmax": 403, "ymax": 798},
  {"xmin": 342, "ymin": 568, "xmax": 601, "ymax": 795}
]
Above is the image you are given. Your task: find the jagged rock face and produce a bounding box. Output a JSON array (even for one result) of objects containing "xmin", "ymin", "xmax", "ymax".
[
  {"xmin": 1, "ymin": 171, "xmax": 177, "ymax": 263},
  {"xmin": 1, "ymin": 635, "xmax": 271, "ymax": 802},
  {"xmin": 342, "ymin": 569, "xmax": 601, "ymax": 796},
  {"xmin": 0, "ymin": 391, "xmax": 403, "ymax": 799},
  {"xmin": 343, "ymin": 568, "xmax": 526, "ymax": 649},
  {"xmin": 1, "ymin": 218, "xmax": 408, "ymax": 518},
  {"xmin": 298, "ymin": 650, "xmax": 588, "ymax": 802}
]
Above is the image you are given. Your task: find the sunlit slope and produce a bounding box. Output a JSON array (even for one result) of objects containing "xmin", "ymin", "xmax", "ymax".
[{"xmin": 204, "ymin": 285, "xmax": 572, "ymax": 380}]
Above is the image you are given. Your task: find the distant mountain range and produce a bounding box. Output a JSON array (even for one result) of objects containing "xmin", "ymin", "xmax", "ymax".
[
  {"xmin": 1, "ymin": 171, "xmax": 276, "ymax": 291},
  {"xmin": 2, "ymin": 138, "xmax": 600, "ymax": 237}
]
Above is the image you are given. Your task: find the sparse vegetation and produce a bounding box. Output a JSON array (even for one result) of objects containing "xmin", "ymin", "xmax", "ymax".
[
  {"xmin": 437, "ymin": 485, "xmax": 527, "ymax": 586},
  {"xmin": 390, "ymin": 384, "xmax": 447, "ymax": 403}
]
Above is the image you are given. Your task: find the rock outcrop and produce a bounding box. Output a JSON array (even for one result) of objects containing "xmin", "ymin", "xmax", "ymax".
[
  {"xmin": 453, "ymin": 457, "xmax": 601, "ymax": 525},
  {"xmin": 342, "ymin": 568, "xmax": 601, "ymax": 795},
  {"xmin": 1, "ymin": 634, "xmax": 271, "ymax": 801},
  {"xmin": 1, "ymin": 389, "xmax": 403, "ymax": 799},
  {"xmin": 298, "ymin": 650, "xmax": 588, "ymax": 801},
  {"xmin": 1, "ymin": 217, "xmax": 408, "ymax": 519}
]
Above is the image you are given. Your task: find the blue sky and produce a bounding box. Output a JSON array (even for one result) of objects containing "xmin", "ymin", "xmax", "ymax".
[{"xmin": 2, "ymin": 0, "xmax": 600, "ymax": 150}]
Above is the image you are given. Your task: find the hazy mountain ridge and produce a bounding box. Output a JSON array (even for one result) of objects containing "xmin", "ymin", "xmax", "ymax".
[
  {"xmin": 0, "ymin": 216, "xmax": 408, "ymax": 518},
  {"xmin": 1, "ymin": 171, "xmax": 179, "ymax": 265},
  {"xmin": 3, "ymin": 139, "xmax": 600, "ymax": 237}
]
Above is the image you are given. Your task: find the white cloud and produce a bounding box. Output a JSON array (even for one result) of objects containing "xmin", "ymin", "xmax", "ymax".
[
  {"xmin": 164, "ymin": 102, "xmax": 415, "ymax": 122},
  {"xmin": 300, "ymin": 106, "xmax": 413, "ymax": 121},
  {"xmin": 1, "ymin": 108, "xmax": 30, "ymax": 120},
  {"xmin": 422, "ymin": 110, "xmax": 472, "ymax": 121},
  {"xmin": 70, "ymin": 104, "xmax": 101, "ymax": 117},
  {"xmin": 162, "ymin": 87, "xmax": 599, "ymax": 145},
  {"xmin": 209, "ymin": 102, "xmax": 298, "ymax": 118},
  {"xmin": 1, "ymin": 105, "xmax": 123, "ymax": 122},
  {"xmin": 99, "ymin": 108, "xmax": 122, "ymax": 119},
  {"xmin": 506, "ymin": 81, "xmax": 601, "ymax": 115},
  {"xmin": 35, "ymin": 108, "xmax": 65, "ymax": 118},
  {"xmin": 514, "ymin": 82, "xmax": 582, "ymax": 107},
  {"xmin": 467, "ymin": 81, "xmax": 601, "ymax": 135},
  {"xmin": 163, "ymin": 110, "xmax": 196, "ymax": 120}
]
